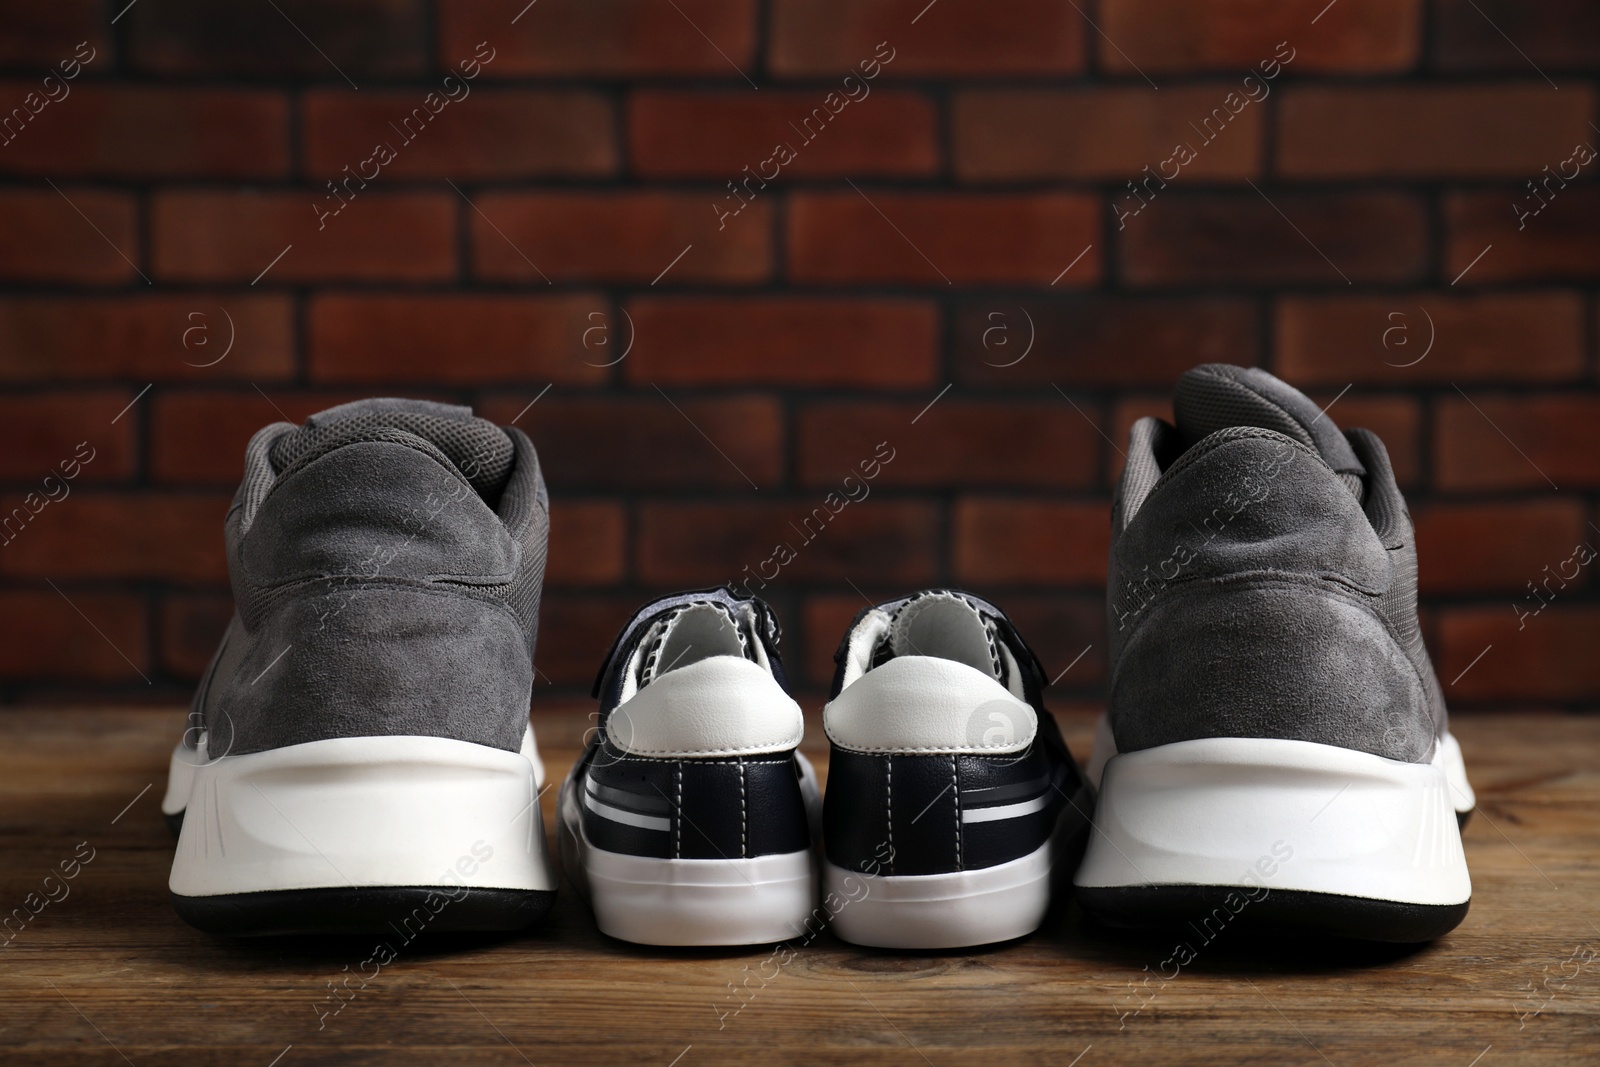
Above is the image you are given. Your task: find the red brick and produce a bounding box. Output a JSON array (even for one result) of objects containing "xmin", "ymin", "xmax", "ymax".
[
  {"xmin": 952, "ymin": 498, "xmax": 1111, "ymax": 586},
  {"xmin": 546, "ymin": 500, "xmax": 627, "ymax": 587},
  {"xmin": 152, "ymin": 191, "xmax": 455, "ymax": 283},
  {"xmin": 1437, "ymin": 607, "xmax": 1600, "ymax": 704},
  {"xmin": 769, "ymin": 0, "xmax": 1082, "ymax": 77},
  {"xmin": 470, "ymin": 192, "xmax": 770, "ymax": 285},
  {"xmin": 1002, "ymin": 596, "xmax": 1107, "ymax": 693},
  {"xmin": 536, "ymin": 594, "xmax": 645, "ymax": 685},
  {"xmin": 637, "ymin": 501, "xmax": 939, "ymax": 587},
  {"xmin": 150, "ymin": 389, "xmax": 412, "ymax": 485},
  {"xmin": 1435, "ymin": 395, "xmax": 1600, "ymax": 491},
  {"xmin": 954, "ymin": 88, "xmax": 1262, "ymax": 181},
  {"xmin": 0, "ymin": 0, "xmax": 105, "ymax": 68},
  {"xmin": 0, "ymin": 493, "xmax": 229, "ymax": 583},
  {"xmin": 308, "ymin": 294, "xmax": 607, "ymax": 386},
  {"xmin": 1276, "ymin": 293, "xmax": 1585, "ymax": 385},
  {"xmin": 629, "ymin": 91, "xmax": 937, "ymax": 178},
  {"xmin": 0, "ymin": 296, "xmax": 294, "ymax": 382},
  {"xmin": 304, "ymin": 90, "xmax": 615, "ymax": 181},
  {"xmin": 797, "ymin": 402, "xmax": 1098, "ymax": 489},
  {"xmin": 1436, "ymin": 0, "xmax": 1600, "ymax": 72},
  {"xmin": 623, "ymin": 298, "xmax": 938, "ymax": 388},
  {"xmin": 0, "ymin": 87, "xmax": 288, "ymax": 179},
  {"xmin": 1122, "ymin": 192, "xmax": 1427, "ymax": 286},
  {"xmin": 0, "ymin": 590, "xmax": 149, "ymax": 682},
  {"xmin": 0, "ymin": 188, "xmax": 137, "ymax": 284},
  {"xmin": 0, "ymin": 392, "xmax": 136, "ymax": 483},
  {"xmin": 1308, "ymin": 392, "xmax": 1422, "ymax": 490},
  {"xmin": 788, "ymin": 193, "xmax": 1100, "ymax": 287},
  {"xmin": 1278, "ymin": 85, "xmax": 1594, "ymax": 179},
  {"xmin": 1414, "ymin": 501, "xmax": 1588, "ymax": 595},
  {"xmin": 128, "ymin": 0, "xmax": 427, "ymax": 78},
  {"xmin": 956, "ymin": 297, "xmax": 1257, "ymax": 387},
  {"xmin": 1445, "ymin": 190, "xmax": 1600, "ymax": 284},
  {"xmin": 440, "ymin": 0, "xmax": 754, "ymax": 77},
  {"xmin": 477, "ymin": 394, "xmax": 784, "ymax": 491},
  {"xmin": 159, "ymin": 592, "xmax": 232, "ymax": 679},
  {"xmin": 1099, "ymin": 0, "xmax": 1419, "ymax": 73}
]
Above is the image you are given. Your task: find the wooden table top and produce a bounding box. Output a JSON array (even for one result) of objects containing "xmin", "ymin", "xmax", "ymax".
[{"xmin": 2, "ymin": 706, "xmax": 1597, "ymax": 1066}]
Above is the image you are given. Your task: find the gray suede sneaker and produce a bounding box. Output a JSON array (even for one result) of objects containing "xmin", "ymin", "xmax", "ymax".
[
  {"xmin": 161, "ymin": 399, "xmax": 558, "ymax": 935},
  {"xmin": 1074, "ymin": 365, "xmax": 1474, "ymax": 942}
]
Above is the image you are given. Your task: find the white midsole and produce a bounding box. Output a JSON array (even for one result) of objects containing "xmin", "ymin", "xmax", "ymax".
[
  {"xmin": 1437, "ymin": 730, "xmax": 1475, "ymax": 813},
  {"xmin": 824, "ymin": 797, "xmax": 1088, "ymax": 950},
  {"xmin": 167, "ymin": 726, "xmax": 556, "ymax": 898},
  {"xmin": 559, "ymin": 753, "xmax": 821, "ymax": 946},
  {"xmin": 1074, "ymin": 736, "xmax": 1471, "ymax": 906},
  {"xmin": 1084, "ymin": 714, "xmax": 1477, "ymax": 815}
]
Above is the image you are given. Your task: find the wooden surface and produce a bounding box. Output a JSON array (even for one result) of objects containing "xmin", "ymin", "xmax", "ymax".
[{"xmin": 2, "ymin": 707, "xmax": 1598, "ymax": 1067}]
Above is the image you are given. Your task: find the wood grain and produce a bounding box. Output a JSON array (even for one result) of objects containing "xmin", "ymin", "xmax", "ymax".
[{"xmin": 1, "ymin": 707, "xmax": 1597, "ymax": 1066}]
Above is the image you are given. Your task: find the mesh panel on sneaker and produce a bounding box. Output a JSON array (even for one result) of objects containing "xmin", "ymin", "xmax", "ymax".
[
  {"xmin": 269, "ymin": 409, "xmax": 514, "ymax": 501},
  {"xmin": 1114, "ymin": 417, "xmax": 1177, "ymax": 532},
  {"xmin": 236, "ymin": 421, "xmax": 295, "ymax": 532},
  {"xmin": 1175, "ymin": 366, "xmax": 1316, "ymax": 449},
  {"xmin": 1174, "ymin": 363, "xmax": 1365, "ymax": 500},
  {"xmin": 488, "ymin": 429, "xmax": 549, "ymax": 640}
]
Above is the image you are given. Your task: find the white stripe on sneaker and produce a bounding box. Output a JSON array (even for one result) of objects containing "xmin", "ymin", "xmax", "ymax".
[
  {"xmin": 583, "ymin": 783, "xmax": 671, "ymax": 832},
  {"xmin": 961, "ymin": 792, "xmax": 1051, "ymax": 825}
]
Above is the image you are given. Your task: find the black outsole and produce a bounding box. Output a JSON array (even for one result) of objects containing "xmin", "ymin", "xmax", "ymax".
[
  {"xmin": 1076, "ymin": 884, "xmax": 1469, "ymax": 944},
  {"xmin": 171, "ymin": 885, "xmax": 557, "ymax": 937}
]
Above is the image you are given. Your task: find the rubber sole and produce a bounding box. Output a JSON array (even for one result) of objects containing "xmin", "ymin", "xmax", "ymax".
[
  {"xmin": 825, "ymin": 788, "xmax": 1092, "ymax": 950},
  {"xmin": 1075, "ymin": 735, "xmax": 1472, "ymax": 942},
  {"xmin": 558, "ymin": 754, "xmax": 822, "ymax": 947},
  {"xmin": 164, "ymin": 728, "xmax": 558, "ymax": 935},
  {"xmin": 171, "ymin": 885, "xmax": 557, "ymax": 937},
  {"xmin": 1076, "ymin": 884, "xmax": 1470, "ymax": 944}
]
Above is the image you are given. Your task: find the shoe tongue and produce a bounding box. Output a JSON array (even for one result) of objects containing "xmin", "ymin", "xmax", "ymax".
[
  {"xmin": 887, "ymin": 591, "xmax": 1001, "ymax": 679},
  {"xmin": 268, "ymin": 398, "xmax": 515, "ymax": 501},
  {"xmin": 1173, "ymin": 364, "xmax": 1365, "ymax": 499}
]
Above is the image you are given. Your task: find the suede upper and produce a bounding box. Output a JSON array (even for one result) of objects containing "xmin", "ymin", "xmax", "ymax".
[
  {"xmin": 1107, "ymin": 365, "xmax": 1447, "ymax": 764},
  {"xmin": 190, "ymin": 399, "xmax": 549, "ymax": 759}
]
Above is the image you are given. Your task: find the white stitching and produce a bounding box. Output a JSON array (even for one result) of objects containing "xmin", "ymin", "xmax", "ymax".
[
  {"xmin": 674, "ymin": 761, "xmax": 682, "ymax": 859},
  {"xmin": 600, "ymin": 752, "xmax": 792, "ymax": 767},
  {"xmin": 952, "ymin": 753, "xmax": 962, "ymax": 872},
  {"xmin": 885, "ymin": 755, "xmax": 894, "ymax": 878},
  {"xmin": 827, "ymin": 740, "xmax": 1029, "ymax": 755},
  {"xmin": 739, "ymin": 757, "xmax": 747, "ymax": 859},
  {"xmin": 609, "ymin": 735, "xmax": 805, "ymax": 758}
]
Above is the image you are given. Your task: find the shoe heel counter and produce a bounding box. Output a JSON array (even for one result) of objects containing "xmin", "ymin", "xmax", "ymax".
[
  {"xmin": 824, "ymin": 749, "xmax": 941, "ymax": 878},
  {"xmin": 602, "ymin": 656, "xmax": 804, "ymax": 759},
  {"xmin": 211, "ymin": 585, "xmax": 533, "ymax": 756},
  {"xmin": 1111, "ymin": 579, "xmax": 1434, "ymax": 761},
  {"xmin": 581, "ymin": 746, "xmax": 812, "ymax": 861},
  {"xmin": 824, "ymin": 743, "xmax": 1078, "ymax": 878}
]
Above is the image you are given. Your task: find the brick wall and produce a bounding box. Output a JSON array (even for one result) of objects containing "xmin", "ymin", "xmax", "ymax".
[{"xmin": 2, "ymin": 0, "xmax": 1597, "ymax": 709}]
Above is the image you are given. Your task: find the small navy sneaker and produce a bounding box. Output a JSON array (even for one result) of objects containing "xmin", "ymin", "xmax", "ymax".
[
  {"xmin": 821, "ymin": 590, "xmax": 1092, "ymax": 949},
  {"xmin": 559, "ymin": 588, "xmax": 820, "ymax": 946}
]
